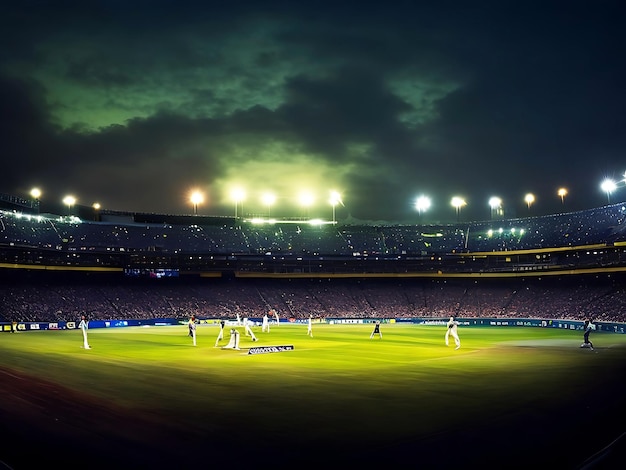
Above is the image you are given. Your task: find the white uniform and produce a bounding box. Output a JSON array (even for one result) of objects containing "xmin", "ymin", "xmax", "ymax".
[
  {"xmin": 307, "ymin": 316, "xmax": 313, "ymax": 337},
  {"xmin": 79, "ymin": 317, "xmax": 91, "ymax": 349},
  {"xmin": 188, "ymin": 317, "xmax": 197, "ymax": 346},
  {"xmin": 445, "ymin": 316, "xmax": 461, "ymax": 349},
  {"xmin": 262, "ymin": 314, "xmax": 270, "ymax": 332}
]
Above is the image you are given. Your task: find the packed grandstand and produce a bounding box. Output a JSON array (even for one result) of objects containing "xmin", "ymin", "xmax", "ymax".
[{"xmin": 2, "ymin": 195, "xmax": 626, "ymax": 325}]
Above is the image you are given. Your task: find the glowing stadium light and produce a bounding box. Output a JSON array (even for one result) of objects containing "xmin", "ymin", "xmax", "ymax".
[
  {"xmin": 231, "ymin": 188, "xmax": 246, "ymax": 218},
  {"xmin": 298, "ymin": 191, "xmax": 315, "ymax": 219},
  {"xmin": 329, "ymin": 190, "xmax": 343, "ymax": 224},
  {"xmin": 451, "ymin": 196, "xmax": 466, "ymax": 222},
  {"xmin": 601, "ymin": 178, "xmax": 617, "ymax": 204},
  {"xmin": 92, "ymin": 202, "xmax": 101, "ymax": 221},
  {"xmin": 63, "ymin": 195, "xmax": 76, "ymax": 216},
  {"xmin": 30, "ymin": 187, "xmax": 42, "ymax": 214},
  {"xmin": 557, "ymin": 188, "xmax": 568, "ymax": 205},
  {"xmin": 189, "ymin": 190, "xmax": 204, "ymax": 215},
  {"xmin": 488, "ymin": 197, "xmax": 502, "ymax": 219},
  {"xmin": 261, "ymin": 192, "xmax": 277, "ymax": 218},
  {"xmin": 415, "ymin": 195, "xmax": 431, "ymax": 217},
  {"xmin": 524, "ymin": 193, "xmax": 535, "ymax": 211}
]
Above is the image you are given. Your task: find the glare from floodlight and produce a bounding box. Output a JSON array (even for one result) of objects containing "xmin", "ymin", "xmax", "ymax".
[
  {"xmin": 415, "ymin": 195, "xmax": 431, "ymax": 216},
  {"xmin": 298, "ymin": 191, "xmax": 315, "ymax": 218},
  {"xmin": 524, "ymin": 193, "xmax": 535, "ymax": 210},
  {"xmin": 488, "ymin": 196, "xmax": 502, "ymax": 219},
  {"xmin": 261, "ymin": 192, "xmax": 276, "ymax": 217},
  {"xmin": 92, "ymin": 202, "xmax": 101, "ymax": 210},
  {"xmin": 190, "ymin": 190, "xmax": 204, "ymax": 215},
  {"xmin": 451, "ymin": 196, "xmax": 466, "ymax": 222},
  {"xmin": 63, "ymin": 195, "xmax": 76, "ymax": 215},
  {"xmin": 30, "ymin": 187, "xmax": 42, "ymax": 199},
  {"xmin": 600, "ymin": 179, "xmax": 617, "ymax": 204},
  {"xmin": 329, "ymin": 190, "xmax": 343, "ymax": 223},
  {"xmin": 30, "ymin": 187, "xmax": 42, "ymax": 214},
  {"xmin": 557, "ymin": 188, "xmax": 568, "ymax": 204},
  {"xmin": 231, "ymin": 188, "xmax": 246, "ymax": 218}
]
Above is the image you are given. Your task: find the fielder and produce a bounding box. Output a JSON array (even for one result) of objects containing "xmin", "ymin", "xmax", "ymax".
[
  {"xmin": 214, "ymin": 319, "xmax": 225, "ymax": 347},
  {"xmin": 307, "ymin": 315, "xmax": 313, "ymax": 337},
  {"xmin": 581, "ymin": 318, "xmax": 596, "ymax": 350},
  {"xmin": 79, "ymin": 315, "xmax": 91, "ymax": 349},
  {"xmin": 188, "ymin": 314, "xmax": 197, "ymax": 346},
  {"xmin": 243, "ymin": 317, "xmax": 258, "ymax": 342},
  {"xmin": 262, "ymin": 314, "xmax": 270, "ymax": 333},
  {"xmin": 445, "ymin": 316, "xmax": 461, "ymax": 350}
]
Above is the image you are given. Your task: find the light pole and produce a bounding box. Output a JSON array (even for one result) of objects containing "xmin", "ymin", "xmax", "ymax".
[
  {"xmin": 329, "ymin": 190, "xmax": 343, "ymax": 224},
  {"xmin": 30, "ymin": 187, "xmax": 41, "ymax": 214},
  {"xmin": 63, "ymin": 195, "xmax": 76, "ymax": 216},
  {"xmin": 92, "ymin": 202, "xmax": 101, "ymax": 221},
  {"xmin": 261, "ymin": 192, "xmax": 276, "ymax": 218},
  {"xmin": 557, "ymin": 188, "xmax": 567, "ymax": 205},
  {"xmin": 489, "ymin": 196, "xmax": 502, "ymax": 219},
  {"xmin": 190, "ymin": 190, "xmax": 204, "ymax": 215},
  {"xmin": 451, "ymin": 196, "xmax": 466, "ymax": 223},
  {"xmin": 415, "ymin": 195, "xmax": 431, "ymax": 219},
  {"xmin": 231, "ymin": 188, "xmax": 246, "ymax": 218},
  {"xmin": 601, "ymin": 179, "xmax": 616, "ymax": 204},
  {"xmin": 524, "ymin": 193, "xmax": 535, "ymax": 212},
  {"xmin": 298, "ymin": 191, "xmax": 314, "ymax": 220}
]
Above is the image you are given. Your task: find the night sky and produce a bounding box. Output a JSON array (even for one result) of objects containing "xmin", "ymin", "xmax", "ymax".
[{"xmin": 2, "ymin": 0, "xmax": 625, "ymax": 223}]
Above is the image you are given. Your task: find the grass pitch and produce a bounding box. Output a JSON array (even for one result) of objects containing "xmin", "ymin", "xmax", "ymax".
[{"xmin": 1, "ymin": 323, "xmax": 625, "ymax": 469}]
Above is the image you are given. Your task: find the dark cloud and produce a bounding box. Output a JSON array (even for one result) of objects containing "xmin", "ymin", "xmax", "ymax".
[{"xmin": 1, "ymin": 1, "xmax": 625, "ymax": 222}]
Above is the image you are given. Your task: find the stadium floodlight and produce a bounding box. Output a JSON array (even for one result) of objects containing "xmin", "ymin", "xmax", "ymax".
[
  {"xmin": 92, "ymin": 202, "xmax": 101, "ymax": 221},
  {"xmin": 63, "ymin": 195, "xmax": 76, "ymax": 216},
  {"xmin": 231, "ymin": 188, "xmax": 246, "ymax": 218},
  {"xmin": 600, "ymin": 178, "xmax": 617, "ymax": 204},
  {"xmin": 451, "ymin": 196, "xmax": 466, "ymax": 222},
  {"xmin": 298, "ymin": 191, "xmax": 315, "ymax": 219},
  {"xmin": 329, "ymin": 190, "xmax": 343, "ymax": 224},
  {"xmin": 190, "ymin": 190, "xmax": 204, "ymax": 215},
  {"xmin": 524, "ymin": 193, "xmax": 535, "ymax": 211},
  {"xmin": 415, "ymin": 195, "xmax": 431, "ymax": 217},
  {"xmin": 30, "ymin": 187, "xmax": 42, "ymax": 213},
  {"xmin": 557, "ymin": 188, "xmax": 568, "ymax": 205},
  {"xmin": 261, "ymin": 192, "xmax": 276, "ymax": 218},
  {"xmin": 488, "ymin": 197, "xmax": 502, "ymax": 219}
]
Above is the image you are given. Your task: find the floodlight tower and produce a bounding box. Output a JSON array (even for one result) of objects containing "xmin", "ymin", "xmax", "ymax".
[
  {"xmin": 557, "ymin": 188, "xmax": 567, "ymax": 205},
  {"xmin": 489, "ymin": 196, "xmax": 502, "ymax": 219},
  {"xmin": 524, "ymin": 193, "xmax": 535, "ymax": 212},
  {"xmin": 415, "ymin": 195, "xmax": 431, "ymax": 219},
  {"xmin": 190, "ymin": 190, "xmax": 204, "ymax": 215},
  {"xmin": 30, "ymin": 187, "xmax": 42, "ymax": 214},
  {"xmin": 451, "ymin": 196, "xmax": 466, "ymax": 222},
  {"xmin": 63, "ymin": 195, "xmax": 76, "ymax": 216},
  {"xmin": 329, "ymin": 190, "xmax": 343, "ymax": 224},
  {"xmin": 92, "ymin": 202, "xmax": 101, "ymax": 221},
  {"xmin": 298, "ymin": 191, "xmax": 315, "ymax": 220},
  {"xmin": 600, "ymin": 179, "xmax": 616, "ymax": 204},
  {"xmin": 231, "ymin": 188, "xmax": 246, "ymax": 218},
  {"xmin": 261, "ymin": 192, "xmax": 276, "ymax": 218}
]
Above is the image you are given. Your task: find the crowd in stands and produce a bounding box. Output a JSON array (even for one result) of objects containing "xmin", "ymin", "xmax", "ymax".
[
  {"xmin": 2, "ymin": 202, "xmax": 626, "ymax": 256},
  {"xmin": 1, "ymin": 275, "xmax": 625, "ymax": 324}
]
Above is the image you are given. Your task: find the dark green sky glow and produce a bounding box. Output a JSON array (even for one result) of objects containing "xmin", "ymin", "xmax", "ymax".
[{"xmin": 1, "ymin": 1, "xmax": 625, "ymax": 222}]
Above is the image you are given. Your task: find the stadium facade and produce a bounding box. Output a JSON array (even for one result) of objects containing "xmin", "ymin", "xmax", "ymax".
[{"xmin": 1, "ymin": 196, "xmax": 626, "ymax": 279}]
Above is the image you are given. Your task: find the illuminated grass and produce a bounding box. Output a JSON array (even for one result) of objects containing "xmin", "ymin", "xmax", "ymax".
[{"xmin": 1, "ymin": 323, "xmax": 625, "ymax": 461}]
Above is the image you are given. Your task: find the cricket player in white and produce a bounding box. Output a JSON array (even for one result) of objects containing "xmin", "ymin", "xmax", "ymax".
[
  {"xmin": 215, "ymin": 319, "xmax": 225, "ymax": 347},
  {"xmin": 307, "ymin": 315, "xmax": 313, "ymax": 337},
  {"xmin": 243, "ymin": 317, "xmax": 258, "ymax": 341},
  {"xmin": 445, "ymin": 316, "xmax": 461, "ymax": 349},
  {"xmin": 262, "ymin": 314, "xmax": 270, "ymax": 333},
  {"xmin": 188, "ymin": 315, "xmax": 197, "ymax": 346},
  {"xmin": 79, "ymin": 315, "xmax": 91, "ymax": 349}
]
